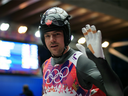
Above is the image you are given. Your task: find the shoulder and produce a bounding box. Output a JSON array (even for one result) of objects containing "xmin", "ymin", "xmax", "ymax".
[
  {"xmin": 77, "ymin": 53, "xmax": 97, "ymax": 72},
  {"xmin": 42, "ymin": 57, "xmax": 51, "ymax": 69},
  {"xmin": 78, "ymin": 54, "xmax": 95, "ymax": 65},
  {"xmin": 44, "ymin": 57, "xmax": 51, "ymax": 64}
]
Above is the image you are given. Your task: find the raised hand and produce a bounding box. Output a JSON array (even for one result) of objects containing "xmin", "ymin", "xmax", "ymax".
[
  {"xmin": 82, "ymin": 24, "xmax": 105, "ymax": 59},
  {"xmin": 76, "ymin": 43, "xmax": 87, "ymax": 57}
]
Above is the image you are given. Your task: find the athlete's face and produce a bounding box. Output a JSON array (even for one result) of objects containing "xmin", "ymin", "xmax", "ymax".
[{"xmin": 44, "ymin": 30, "xmax": 65, "ymax": 57}]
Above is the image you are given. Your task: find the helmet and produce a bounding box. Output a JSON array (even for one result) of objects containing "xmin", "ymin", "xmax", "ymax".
[{"xmin": 39, "ymin": 7, "xmax": 71, "ymax": 49}]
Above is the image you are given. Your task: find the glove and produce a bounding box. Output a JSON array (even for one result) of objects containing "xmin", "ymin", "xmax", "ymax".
[
  {"xmin": 81, "ymin": 24, "xmax": 105, "ymax": 59},
  {"xmin": 76, "ymin": 43, "xmax": 87, "ymax": 57}
]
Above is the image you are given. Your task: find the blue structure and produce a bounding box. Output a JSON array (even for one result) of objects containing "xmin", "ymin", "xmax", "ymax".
[{"xmin": 0, "ymin": 75, "xmax": 42, "ymax": 96}]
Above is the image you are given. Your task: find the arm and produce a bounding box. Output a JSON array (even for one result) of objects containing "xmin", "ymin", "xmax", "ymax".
[
  {"xmin": 76, "ymin": 24, "xmax": 123, "ymax": 96},
  {"xmin": 76, "ymin": 50, "xmax": 123, "ymax": 96},
  {"xmin": 86, "ymin": 48, "xmax": 123, "ymax": 96},
  {"xmin": 76, "ymin": 54, "xmax": 107, "ymax": 93}
]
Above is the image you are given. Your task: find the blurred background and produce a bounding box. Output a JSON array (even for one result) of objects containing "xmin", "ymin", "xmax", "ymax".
[{"xmin": 0, "ymin": 0, "xmax": 128, "ymax": 96}]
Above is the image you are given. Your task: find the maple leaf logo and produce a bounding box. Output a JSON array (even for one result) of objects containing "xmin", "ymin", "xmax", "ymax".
[{"xmin": 46, "ymin": 20, "xmax": 52, "ymax": 26}]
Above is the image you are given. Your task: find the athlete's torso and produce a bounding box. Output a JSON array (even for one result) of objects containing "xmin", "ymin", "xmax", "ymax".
[{"xmin": 43, "ymin": 51, "xmax": 91, "ymax": 96}]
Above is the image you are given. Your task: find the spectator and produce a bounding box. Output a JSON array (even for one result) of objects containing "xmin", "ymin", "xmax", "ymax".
[{"xmin": 20, "ymin": 84, "xmax": 34, "ymax": 96}]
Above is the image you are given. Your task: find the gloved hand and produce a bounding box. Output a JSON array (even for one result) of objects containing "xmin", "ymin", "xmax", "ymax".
[
  {"xmin": 76, "ymin": 24, "xmax": 105, "ymax": 59},
  {"xmin": 76, "ymin": 43, "xmax": 87, "ymax": 57}
]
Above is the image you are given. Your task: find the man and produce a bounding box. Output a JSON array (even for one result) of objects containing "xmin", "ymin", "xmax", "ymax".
[
  {"xmin": 39, "ymin": 7, "xmax": 123, "ymax": 96},
  {"xmin": 20, "ymin": 85, "xmax": 34, "ymax": 96}
]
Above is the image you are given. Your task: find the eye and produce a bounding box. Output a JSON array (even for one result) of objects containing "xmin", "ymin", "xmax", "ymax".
[
  {"xmin": 56, "ymin": 33, "xmax": 60, "ymax": 35},
  {"xmin": 44, "ymin": 34, "xmax": 50, "ymax": 38}
]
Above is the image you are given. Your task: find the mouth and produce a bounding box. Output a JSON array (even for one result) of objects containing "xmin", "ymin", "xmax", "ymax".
[{"xmin": 51, "ymin": 45, "xmax": 58, "ymax": 48}]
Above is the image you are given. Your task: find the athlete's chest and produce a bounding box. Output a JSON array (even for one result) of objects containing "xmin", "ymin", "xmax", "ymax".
[
  {"xmin": 43, "ymin": 60, "xmax": 76, "ymax": 86},
  {"xmin": 43, "ymin": 52, "xmax": 91, "ymax": 96}
]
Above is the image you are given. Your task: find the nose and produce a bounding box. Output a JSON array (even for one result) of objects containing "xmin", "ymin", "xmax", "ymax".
[{"xmin": 50, "ymin": 35, "xmax": 56, "ymax": 42}]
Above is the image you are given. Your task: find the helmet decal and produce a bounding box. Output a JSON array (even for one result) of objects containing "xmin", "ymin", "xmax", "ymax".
[{"xmin": 46, "ymin": 20, "xmax": 52, "ymax": 26}]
